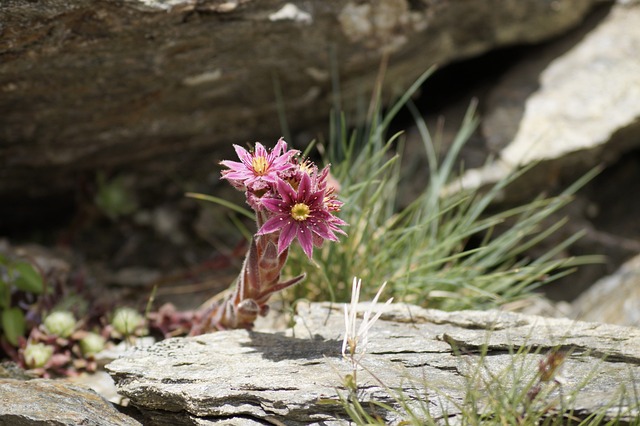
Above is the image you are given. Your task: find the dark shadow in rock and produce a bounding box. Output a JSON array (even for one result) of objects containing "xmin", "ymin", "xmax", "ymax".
[{"xmin": 241, "ymin": 331, "xmax": 342, "ymax": 362}]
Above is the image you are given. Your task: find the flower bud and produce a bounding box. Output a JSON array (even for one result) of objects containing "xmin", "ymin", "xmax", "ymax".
[
  {"xmin": 79, "ymin": 332, "xmax": 106, "ymax": 357},
  {"xmin": 24, "ymin": 342, "xmax": 54, "ymax": 369},
  {"xmin": 111, "ymin": 307, "xmax": 144, "ymax": 335},
  {"xmin": 43, "ymin": 311, "xmax": 76, "ymax": 338}
]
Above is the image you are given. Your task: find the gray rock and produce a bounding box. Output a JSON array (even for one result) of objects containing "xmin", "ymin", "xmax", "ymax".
[
  {"xmin": 571, "ymin": 252, "xmax": 640, "ymax": 327},
  {"xmin": 106, "ymin": 302, "xmax": 640, "ymax": 424},
  {"xmin": 0, "ymin": 361, "xmax": 35, "ymax": 380},
  {"xmin": 0, "ymin": 377, "xmax": 142, "ymax": 426},
  {"xmin": 481, "ymin": 6, "xmax": 613, "ymax": 156},
  {"xmin": 454, "ymin": 0, "xmax": 640, "ymax": 202},
  {"xmin": 0, "ymin": 0, "xmax": 600, "ymax": 219}
]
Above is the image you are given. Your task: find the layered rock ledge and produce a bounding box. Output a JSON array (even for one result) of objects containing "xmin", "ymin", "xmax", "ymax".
[
  {"xmin": 106, "ymin": 302, "xmax": 640, "ymax": 424},
  {"xmin": 1, "ymin": 0, "xmax": 601, "ymax": 206}
]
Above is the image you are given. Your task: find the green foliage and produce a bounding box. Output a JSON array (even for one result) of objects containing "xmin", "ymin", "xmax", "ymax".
[
  {"xmin": 1, "ymin": 307, "xmax": 26, "ymax": 347},
  {"xmin": 79, "ymin": 332, "xmax": 106, "ymax": 357},
  {"xmin": 0, "ymin": 254, "xmax": 44, "ymax": 346},
  {"xmin": 23, "ymin": 342, "xmax": 54, "ymax": 369},
  {"xmin": 285, "ymin": 70, "xmax": 600, "ymax": 310},
  {"xmin": 0, "ymin": 252, "xmax": 152, "ymax": 376},
  {"xmin": 11, "ymin": 261, "xmax": 45, "ymax": 294},
  {"xmin": 43, "ymin": 311, "xmax": 77, "ymax": 338},
  {"xmin": 110, "ymin": 307, "xmax": 147, "ymax": 341},
  {"xmin": 94, "ymin": 172, "xmax": 138, "ymax": 220}
]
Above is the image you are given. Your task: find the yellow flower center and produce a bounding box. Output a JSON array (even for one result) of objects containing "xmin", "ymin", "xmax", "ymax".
[
  {"xmin": 297, "ymin": 158, "xmax": 314, "ymax": 175},
  {"xmin": 252, "ymin": 156, "xmax": 268, "ymax": 175},
  {"xmin": 285, "ymin": 177, "xmax": 299, "ymax": 191},
  {"xmin": 291, "ymin": 203, "xmax": 310, "ymax": 221}
]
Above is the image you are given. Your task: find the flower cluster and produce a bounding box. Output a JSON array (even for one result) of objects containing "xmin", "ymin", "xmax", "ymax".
[
  {"xmin": 193, "ymin": 139, "xmax": 347, "ymax": 332},
  {"xmin": 220, "ymin": 138, "xmax": 347, "ymax": 259}
]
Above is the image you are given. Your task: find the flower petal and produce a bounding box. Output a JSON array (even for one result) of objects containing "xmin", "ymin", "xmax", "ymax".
[
  {"xmin": 277, "ymin": 220, "xmax": 298, "ymax": 255},
  {"xmin": 272, "ymin": 137, "xmax": 287, "ymax": 156},
  {"xmin": 310, "ymin": 220, "xmax": 339, "ymax": 242},
  {"xmin": 233, "ymin": 144, "xmax": 253, "ymax": 166},
  {"xmin": 219, "ymin": 159, "xmax": 245, "ymax": 171},
  {"xmin": 261, "ymin": 198, "xmax": 286, "ymax": 213},
  {"xmin": 306, "ymin": 190, "xmax": 325, "ymax": 209},
  {"xmin": 257, "ymin": 216, "xmax": 286, "ymax": 235},
  {"xmin": 297, "ymin": 172, "xmax": 311, "ymax": 199},
  {"xmin": 276, "ymin": 178, "xmax": 297, "ymax": 205},
  {"xmin": 254, "ymin": 142, "xmax": 268, "ymax": 159},
  {"xmin": 296, "ymin": 223, "xmax": 313, "ymax": 258}
]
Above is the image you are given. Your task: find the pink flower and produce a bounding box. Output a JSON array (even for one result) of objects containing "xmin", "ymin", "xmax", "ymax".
[
  {"xmin": 220, "ymin": 138, "xmax": 298, "ymax": 191},
  {"xmin": 257, "ymin": 173, "xmax": 347, "ymax": 258}
]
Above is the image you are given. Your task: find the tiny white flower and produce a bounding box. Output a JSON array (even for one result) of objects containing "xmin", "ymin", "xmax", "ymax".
[{"xmin": 342, "ymin": 277, "xmax": 393, "ymax": 365}]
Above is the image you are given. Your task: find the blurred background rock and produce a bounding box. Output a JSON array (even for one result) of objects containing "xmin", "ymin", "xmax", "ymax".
[{"xmin": 1, "ymin": 0, "xmax": 639, "ymax": 325}]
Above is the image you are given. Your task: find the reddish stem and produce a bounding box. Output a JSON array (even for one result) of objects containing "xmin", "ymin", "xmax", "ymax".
[{"xmin": 192, "ymin": 232, "xmax": 304, "ymax": 333}]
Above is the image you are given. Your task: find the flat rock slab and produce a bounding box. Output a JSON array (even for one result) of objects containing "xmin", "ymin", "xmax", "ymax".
[
  {"xmin": 106, "ymin": 303, "xmax": 640, "ymax": 424},
  {"xmin": 0, "ymin": 378, "xmax": 142, "ymax": 426}
]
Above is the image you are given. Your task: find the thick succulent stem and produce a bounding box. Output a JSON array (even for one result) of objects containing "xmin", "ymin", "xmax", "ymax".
[{"xmin": 192, "ymin": 234, "xmax": 304, "ymax": 333}]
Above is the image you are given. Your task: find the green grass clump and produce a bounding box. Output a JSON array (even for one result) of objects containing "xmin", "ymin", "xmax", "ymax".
[
  {"xmin": 285, "ymin": 70, "xmax": 600, "ymax": 310},
  {"xmin": 336, "ymin": 343, "xmax": 639, "ymax": 425}
]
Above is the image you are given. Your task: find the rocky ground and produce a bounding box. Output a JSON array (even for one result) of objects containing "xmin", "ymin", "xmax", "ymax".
[{"xmin": 1, "ymin": 0, "xmax": 640, "ymax": 424}]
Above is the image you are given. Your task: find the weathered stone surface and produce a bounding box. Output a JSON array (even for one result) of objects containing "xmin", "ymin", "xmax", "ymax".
[
  {"xmin": 480, "ymin": 5, "xmax": 612, "ymax": 156},
  {"xmin": 106, "ymin": 302, "xmax": 640, "ymax": 424},
  {"xmin": 454, "ymin": 0, "xmax": 640, "ymax": 202},
  {"xmin": 0, "ymin": 377, "xmax": 142, "ymax": 425},
  {"xmin": 571, "ymin": 252, "xmax": 640, "ymax": 327},
  {"xmin": 0, "ymin": 0, "xmax": 601, "ymax": 219}
]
